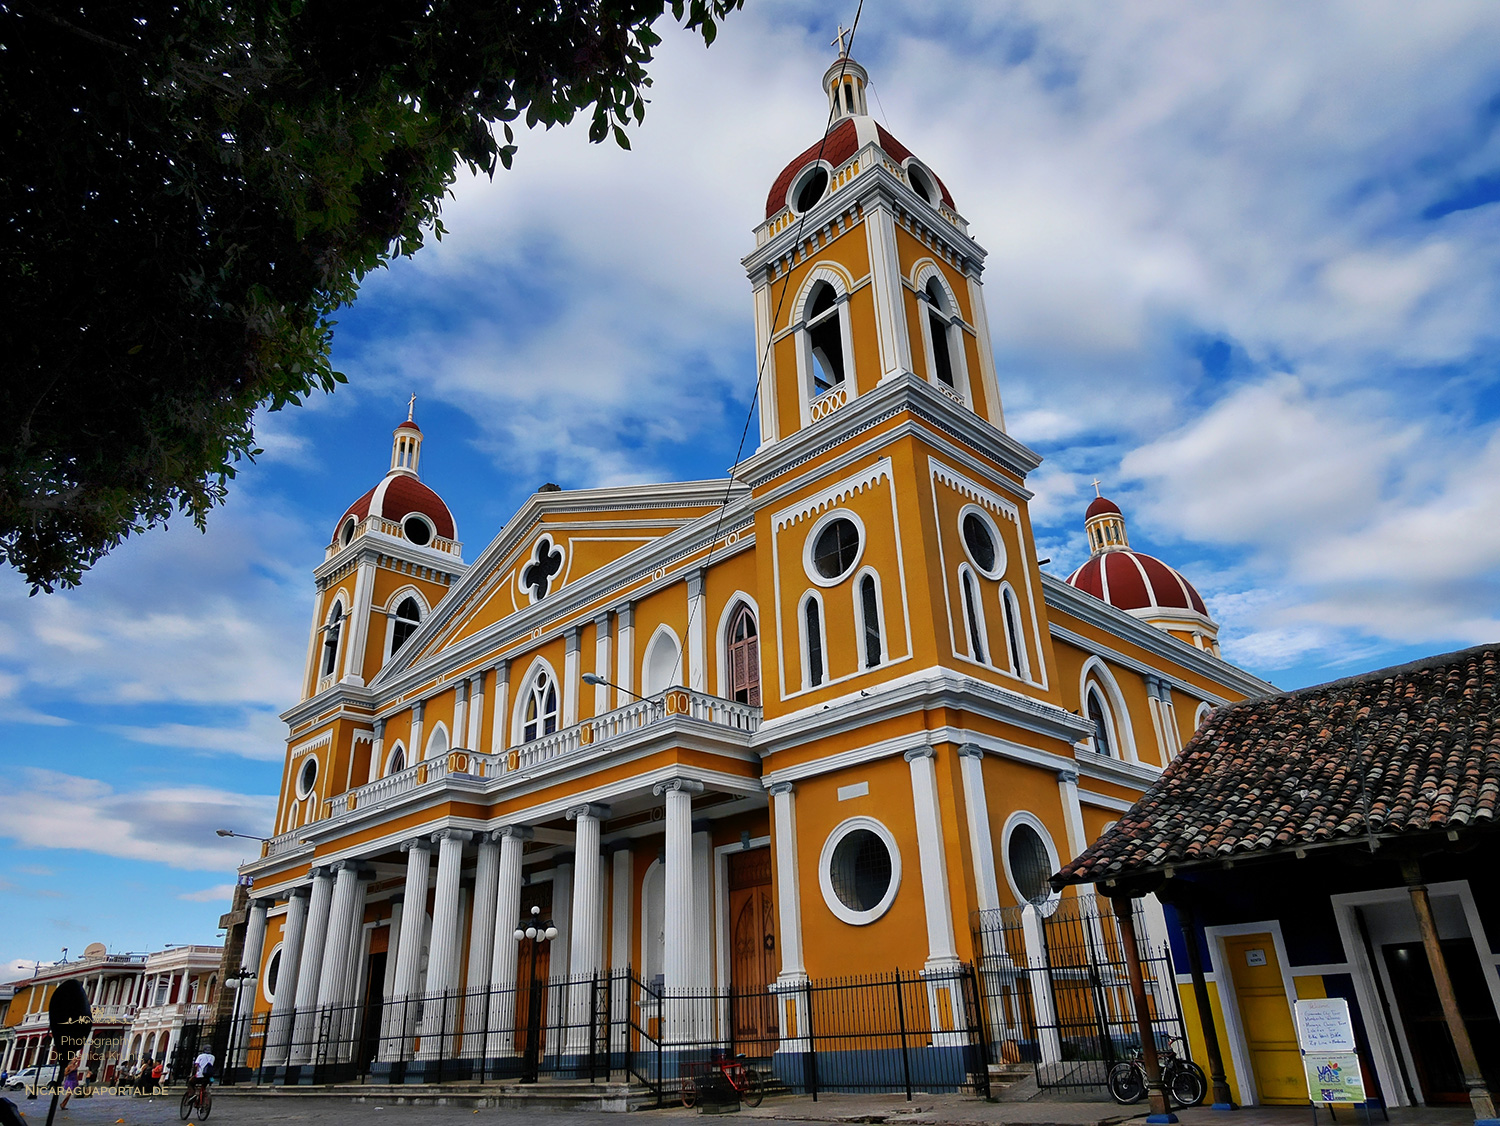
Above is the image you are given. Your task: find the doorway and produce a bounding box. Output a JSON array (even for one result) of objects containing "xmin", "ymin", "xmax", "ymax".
[
  {"xmin": 514, "ymin": 881, "xmax": 554, "ymax": 1059},
  {"xmin": 1223, "ymin": 932, "xmax": 1303, "ymax": 1104},
  {"xmin": 358, "ymin": 930, "xmax": 387, "ymax": 1070},
  {"xmin": 727, "ymin": 848, "xmax": 778, "ymax": 1053},
  {"xmin": 1382, "ymin": 940, "xmax": 1500, "ymax": 1103}
]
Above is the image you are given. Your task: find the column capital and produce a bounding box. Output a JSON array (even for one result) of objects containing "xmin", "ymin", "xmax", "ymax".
[
  {"xmin": 454, "ymin": 680, "xmax": 468, "ymax": 702},
  {"xmin": 411, "ymin": 698, "xmax": 425, "ymax": 719},
  {"xmin": 288, "ymin": 885, "xmax": 312, "ymax": 900},
  {"xmin": 329, "ymin": 859, "xmax": 361, "ymax": 873},
  {"xmin": 603, "ymin": 838, "xmax": 632, "ymax": 855},
  {"xmin": 653, "ymin": 777, "xmax": 705, "ymax": 797},
  {"xmin": 565, "ymin": 627, "xmax": 580, "ymax": 653},
  {"xmin": 766, "ymin": 781, "xmax": 795, "ymax": 797},
  {"xmin": 1056, "ymin": 769, "xmax": 1080, "ymax": 785},
  {"xmin": 470, "ymin": 669, "xmax": 485, "ymax": 688},
  {"xmin": 249, "ymin": 898, "xmax": 275, "ymax": 910},
  {"xmin": 492, "ymin": 825, "xmax": 534, "ymax": 842},
  {"xmin": 617, "ymin": 602, "xmax": 634, "ymax": 628},
  {"xmin": 691, "ymin": 818, "xmax": 712, "ymax": 834},
  {"xmin": 567, "ymin": 803, "xmax": 612, "ymax": 822},
  {"xmin": 373, "ymin": 718, "xmax": 385, "ymax": 737},
  {"xmin": 593, "ymin": 610, "xmax": 612, "ymax": 632},
  {"xmin": 958, "ymin": 743, "xmax": 985, "ymax": 760},
  {"xmin": 686, "ymin": 568, "xmax": 706, "ymax": 599},
  {"xmin": 400, "ymin": 837, "xmax": 432, "ymax": 854},
  {"xmin": 309, "ymin": 865, "xmax": 333, "ymax": 880},
  {"xmin": 431, "ymin": 828, "xmax": 474, "ymax": 844},
  {"xmin": 904, "ymin": 745, "xmax": 936, "ymax": 762},
  {"xmin": 496, "ymin": 658, "xmax": 510, "ymax": 680}
]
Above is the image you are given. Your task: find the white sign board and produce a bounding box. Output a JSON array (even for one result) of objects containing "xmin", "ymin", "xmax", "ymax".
[{"xmin": 1294, "ymin": 997, "xmax": 1357, "ymax": 1053}]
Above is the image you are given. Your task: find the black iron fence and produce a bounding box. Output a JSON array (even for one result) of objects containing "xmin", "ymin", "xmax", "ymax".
[
  {"xmin": 198, "ymin": 963, "xmax": 990, "ymax": 1100},
  {"xmin": 972, "ymin": 892, "xmax": 1189, "ymax": 1094}
]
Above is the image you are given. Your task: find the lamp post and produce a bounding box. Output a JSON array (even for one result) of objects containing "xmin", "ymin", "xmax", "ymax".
[
  {"xmin": 511, "ymin": 905, "xmax": 557, "ymax": 1083},
  {"xmin": 215, "ymin": 829, "xmax": 267, "ymax": 842},
  {"xmin": 223, "ymin": 969, "xmax": 256, "ymax": 1078},
  {"xmin": 581, "ymin": 672, "xmax": 644, "ymax": 700}
]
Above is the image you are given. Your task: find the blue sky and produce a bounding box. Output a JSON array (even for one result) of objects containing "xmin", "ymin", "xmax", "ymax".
[{"xmin": 5, "ymin": 0, "xmax": 1500, "ymax": 978}]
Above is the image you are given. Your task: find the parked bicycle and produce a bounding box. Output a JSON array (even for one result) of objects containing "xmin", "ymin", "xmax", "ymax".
[
  {"xmin": 178, "ymin": 1081, "xmax": 212, "ymax": 1120},
  {"xmin": 1107, "ymin": 1036, "xmax": 1206, "ymax": 1107},
  {"xmin": 680, "ymin": 1054, "xmax": 763, "ymax": 1108}
]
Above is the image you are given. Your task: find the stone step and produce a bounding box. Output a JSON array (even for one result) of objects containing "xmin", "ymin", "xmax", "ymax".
[{"xmin": 217, "ymin": 1080, "xmax": 657, "ymax": 1112}]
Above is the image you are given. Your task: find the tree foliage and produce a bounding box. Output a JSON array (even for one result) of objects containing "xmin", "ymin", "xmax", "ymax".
[{"xmin": 0, "ymin": 0, "xmax": 741, "ymax": 591}]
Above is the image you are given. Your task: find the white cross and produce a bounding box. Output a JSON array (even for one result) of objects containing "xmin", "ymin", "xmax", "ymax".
[{"xmin": 832, "ymin": 25, "xmax": 850, "ymax": 57}]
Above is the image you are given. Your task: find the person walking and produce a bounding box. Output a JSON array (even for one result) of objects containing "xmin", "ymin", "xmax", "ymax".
[
  {"xmin": 58, "ymin": 1052, "xmax": 82, "ymax": 1111},
  {"xmin": 150, "ymin": 1056, "xmax": 163, "ymax": 1097}
]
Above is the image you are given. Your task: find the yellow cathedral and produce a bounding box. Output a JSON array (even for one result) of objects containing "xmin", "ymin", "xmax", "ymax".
[{"xmin": 230, "ymin": 51, "xmax": 1273, "ymax": 1094}]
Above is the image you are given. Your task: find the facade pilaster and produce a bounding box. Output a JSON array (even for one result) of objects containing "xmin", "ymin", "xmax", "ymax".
[
  {"xmin": 864, "ymin": 200, "xmax": 914, "ymax": 380},
  {"xmin": 490, "ymin": 660, "xmax": 510, "ymax": 753},
  {"xmin": 409, "ymin": 699, "xmax": 425, "ymax": 764},
  {"xmin": 1057, "ymin": 769, "xmax": 1087, "ymax": 860},
  {"xmin": 563, "ymin": 628, "xmax": 581, "ymax": 725},
  {"xmin": 616, "ymin": 604, "xmax": 635, "ymax": 705},
  {"xmin": 452, "ymin": 680, "xmax": 469, "ymax": 750},
  {"xmin": 768, "ymin": 781, "xmax": 808, "ymax": 1052},
  {"xmin": 466, "ymin": 671, "xmax": 486, "ymax": 752},
  {"xmin": 686, "ymin": 569, "xmax": 707, "ymax": 692},
  {"xmin": 341, "ymin": 556, "xmax": 378, "ymax": 685},
  {"xmin": 368, "ymin": 718, "xmax": 386, "ymax": 784},
  {"xmin": 592, "ymin": 613, "xmax": 612, "ymax": 715},
  {"xmin": 904, "ymin": 748, "xmax": 959, "ymax": 969}
]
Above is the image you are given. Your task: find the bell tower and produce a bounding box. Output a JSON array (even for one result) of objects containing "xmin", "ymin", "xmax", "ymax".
[{"xmin": 743, "ymin": 52, "xmax": 1007, "ymax": 451}]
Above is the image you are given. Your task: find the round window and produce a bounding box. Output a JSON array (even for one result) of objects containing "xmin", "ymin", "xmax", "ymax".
[
  {"xmin": 403, "ymin": 515, "xmax": 432, "ymax": 546},
  {"xmin": 297, "ymin": 757, "xmax": 318, "ymax": 798},
  {"xmin": 263, "ymin": 947, "xmax": 282, "ymax": 1003},
  {"xmin": 811, "ymin": 517, "xmax": 861, "ymax": 582},
  {"xmin": 792, "ymin": 165, "xmax": 829, "ymax": 214},
  {"xmin": 819, "ymin": 817, "xmax": 901, "ymax": 925},
  {"xmin": 339, "ymin": 517, "xmax": 356, "ymax": 546},
  {"xmin": 960, "ymin": 508, "xmax": 1005, "ymax": 577},
  {"xmin": 1007, "ymin": 822, "xmax": 1053, "ymax": 906}
]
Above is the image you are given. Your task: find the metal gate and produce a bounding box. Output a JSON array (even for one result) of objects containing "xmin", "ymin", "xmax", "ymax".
[{"xmin": 972, "ymin": 892, "xmax": 1189, "ymax": 1093}]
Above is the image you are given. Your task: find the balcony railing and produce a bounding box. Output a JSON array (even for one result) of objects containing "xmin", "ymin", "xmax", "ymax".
[{"xmin": 266, "ymin": 689, "xmax": 759, "ymax": 849}]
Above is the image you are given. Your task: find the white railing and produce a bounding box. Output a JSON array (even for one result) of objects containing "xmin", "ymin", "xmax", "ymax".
[
  {"xmin": 325, "ymin": 515, "xmax": 464, "ymax": 560},
  {"xmin": 304, "ymin": 689, "xmax": 761, "ymax": 830},
  {"xmin": 264, "ymin": 829, "xmax": 307, "ymax": 858},
  {"xmin": 809, "ymin": 385, "xmax": 848, "ymax": 422}
]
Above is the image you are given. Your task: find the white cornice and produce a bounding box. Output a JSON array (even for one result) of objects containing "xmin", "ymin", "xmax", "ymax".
[
  {"xmin": 1073, "ymin": 748, "xmax": 1163, "ymax": 790},
  {"xmin": 1044, "ymin": 579, "xmax": 1276, "ymax": 699},
  {"xmin": 314, "ymin": 531, "xmax": 467, "ymax": 585}
]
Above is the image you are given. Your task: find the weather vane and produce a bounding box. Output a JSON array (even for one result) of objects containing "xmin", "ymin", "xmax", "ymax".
[
  {"xmin": 831, "ymin": 24, "xmax": 850, "ymax": 58},
  {"xmin": 407, "ymin": 393, "xmax": 416, "ymax": 422}
]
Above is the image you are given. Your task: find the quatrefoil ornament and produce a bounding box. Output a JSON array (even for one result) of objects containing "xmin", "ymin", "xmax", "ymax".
[{"xmin": 521, "ymin": 535, "xmax": 564, "ymax": 602}]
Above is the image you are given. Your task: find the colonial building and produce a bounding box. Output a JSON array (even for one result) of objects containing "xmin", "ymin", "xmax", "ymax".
[
  {"xmin": 232, "ymin": 50, "xmax": 1273, "ymax": 1085},
  {"xmin": 1, "ymin": 942, "xmax": 220, "ymax": 1080}
]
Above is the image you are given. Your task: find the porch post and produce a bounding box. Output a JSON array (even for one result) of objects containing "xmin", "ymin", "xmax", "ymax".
[
  {"xmin": 1173, "ymin": 896, "xmax": 1235, "ymax": 1109},
  {"xmin": 1403, "ymin": 860, "xmax": 1496, "ymax": 1121},
  {"xmin": 1113, "ymin": 894, "xmax": 1175, "ymax": 1123}
]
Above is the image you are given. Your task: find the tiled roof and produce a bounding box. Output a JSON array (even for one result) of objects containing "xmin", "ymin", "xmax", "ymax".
[
  {"xmin": 1066, "ymin": 550, "xmax": 1208, "ymax": 615},
  {"xmin": 1054, "ymin": 644, "xmax": 1500, "ymax": 887}
]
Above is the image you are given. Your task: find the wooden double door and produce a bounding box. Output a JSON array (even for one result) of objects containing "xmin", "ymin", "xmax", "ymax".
[{"xmin": 727, "ymin": 848, "xmax": 778, "ymax": 1052}]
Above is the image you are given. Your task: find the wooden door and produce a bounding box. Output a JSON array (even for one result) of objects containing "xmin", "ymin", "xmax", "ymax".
[
  {"xmin": 1383, "ymin": 940, "xmax": 1500, "ymax": 1103},
  {"xmin": 728, "ymin": 848, "xmax": 777, "ymax": 1052},
  {"xmin": 514, "ymin": 883, "xmax": 553, "ymax": 1058},
  {"xmin": 1223, "ymin": 933, "xmax": 1302, "ymax": 1104}
]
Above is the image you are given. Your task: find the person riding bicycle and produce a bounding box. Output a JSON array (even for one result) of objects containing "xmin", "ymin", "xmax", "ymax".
[{"xmin": 190, "ymin": 1049, "xmax": 214, "ymax": 1093}]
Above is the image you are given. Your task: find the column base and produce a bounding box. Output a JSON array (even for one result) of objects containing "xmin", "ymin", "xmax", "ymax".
[{"xmin": 1145, "ymin": 1116, "xmax": 1179, "ymax": 1124}]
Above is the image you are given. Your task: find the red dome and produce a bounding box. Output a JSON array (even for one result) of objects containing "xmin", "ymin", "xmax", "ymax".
[
  {"xmin": 1086, "ymin": 495, "xmax": 1122, "ymax": 519},
  {"xmin": 333, "ymin": 473, "xmax": 455, "ymax": 544},
  {"xmin": 1065, "ymin": 550, "xmax": 1208, "ymax": 616},
  {"xmin": 396, "ymin": 419, "xmax": 421, "ymax": 432},
  {"xmin": 765, "ymin": 119, "xmax": 954, "ymax": 219}
]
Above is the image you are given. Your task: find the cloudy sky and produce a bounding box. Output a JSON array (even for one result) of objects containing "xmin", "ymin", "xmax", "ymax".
[{"xmin": 5, "ymin": 0, "xmax": 1500, "ymax": 977}]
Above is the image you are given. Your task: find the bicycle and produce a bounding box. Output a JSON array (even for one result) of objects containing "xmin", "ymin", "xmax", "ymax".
[
  {"xmin": 680, "ymin": 1054, "xmax": 763, "ymax": 1108},
  {"xmin": 1107, "ymin": 1036, "xmax": 1206, "ymax": 1108},
  {"xmin": 178, "ymin": 1080, "xmax": 212, "ymax": 1120}
]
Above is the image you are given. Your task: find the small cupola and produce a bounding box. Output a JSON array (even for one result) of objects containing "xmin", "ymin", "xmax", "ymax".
[
  {"xmin": 1085, "ymin": 488, "xmax": 1129, "ymax": 555},
  {"xmin": 823, "ymin": 35, "xmax": 869, "ymax": 123},
  {"xmin": 390, "ymin": 395, "xmax": 423, "ymax": 476}
]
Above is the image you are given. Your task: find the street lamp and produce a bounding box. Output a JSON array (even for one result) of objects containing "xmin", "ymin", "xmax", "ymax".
[
  {"xmin": 581, "ymin": 672, "xmax": 645, "ymax": 701},
  {"xmin": 223, "ymin": 969, "xmax": 256, "ymax": 1078},
  {"xmin": 511, "ymin": 905, "xmax": 557, "ymax": 1083},
  {"xmin": 215, "ymin": 829, "xmax": 267, "ymax": 842}
]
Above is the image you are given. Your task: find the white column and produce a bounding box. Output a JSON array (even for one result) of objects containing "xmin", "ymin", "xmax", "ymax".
[
  {"xmin": 691, "ymin": 819, "xmax": 714, "ymax": 1039},
  {"xmin": 964, "ymin": 270, "xmax": 1005, "ymax": 427},
  {"xmin": 905, "ymin": 748, "xmax": 959, "ymax": 969},
  {"xmin": 752, "ymin": 274, "xmax": 780, "ymax": 449},
  {"xmin": 486, "ymin": 826, "xmax": 531, "ymax": 1055},
  {"xmin": 616, "ymin": 605, "xmax": 635, "ymax": 707},
  {"xmin": 959, "ymin": 745, "xmax": 1009, "ymax": 1036},
  {"xmin": 490, "ymin": 661, "xmax": 511, "ymax": 754},
  {"xmin": 341, "ymin": 557, "xmax": 378, "ymax": 685},
  {"xmin": 378, "ymin": 899, "xmax": 404, "ymax": 1052},
  {"xmin": 566, "ymin": 804, "xmax": 609, "ymax": 1051},
  {"xmin": 316, "ymin": 862, "xmax": 371, "ymax": 1058},
  {"xmin": 418, "ymin": 829, "xmax": 471, "ymax": 1058},
  {"xmin": 685, "ymin": 570, "xmax": 707, "ymax": 692},
  {"xmin": 550, "ymin": 858, "xmax": 573, "ymax": 983},
  {"xmin": 466, "ymin": 672, "xmax": 486, "ymax": 753},
  {"xmin": 232, "ymin": 898, "xmax": 271, "ymax": 1066},
  {"xmin": 288, "ymin": 866, "xmax": 335, "ymax": 1064},
  {"xmin": 383, "ymin": 838, "xmax": 431, "ymax": 1061},
  {"xmin": 466, "ymin": 833, "xmax": 501, "ymax": 999},
  {"xmin": 865, "ymin": 202, "xmax": 914, "ymax": 380},
  {"xmin": 452, "ymin": 681, "xmax": 470, "ymax": 750},
  {"xmin": 768, "ymin": 782, "xmax": 809, "ymax": 1052},
  {"xmin": 1022, "ymin": 904, "xmax": 1062, "ymax": 1064},
  {"xmin": 265, "ymin": 887, "xmax": 310, "ymax": 1065},
  {"xmin": 563, "ymin": 629, "xmax": 581, "ymax": 725},
  {"xmin": 1057, "ymin": 769, "xmax": 1087, "ymax": 860},
  {"xmin": 592, "ymin": 613, "xmax": 612, "ymax": 715},
  {"xmin": 409, "ymin": 700, "xmax": 425, "ymax": 763},
  {"xmin": 654, "ymin": 778, "xmax": 702, "ymax": 1043},
  {"xmin": 367, "ymin": 719, "xmax": 386, "ymax": 784},
  {"xmin": 609, "ymin": 844, "xmax": 632, "ymax": 1052}
]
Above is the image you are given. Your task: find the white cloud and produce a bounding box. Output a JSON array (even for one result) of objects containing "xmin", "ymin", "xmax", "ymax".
[
  {"xmin": 0, "ymin": 770, "xmax": 276, "ymax": 872},
  {"xmin": 177, "ymin": 885, "xmax": 236, "ymax": 903},
  {"xmin": 0, "ymin": 959, "xmax": 40, "ymax": 984},
  {"xmin": 110, "ymin": 710, "xmax": 287, "ymax": 762}
]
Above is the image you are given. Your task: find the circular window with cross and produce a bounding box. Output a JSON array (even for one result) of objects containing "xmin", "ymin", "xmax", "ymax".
[{"xmin": 518, "ymin": 534, "xmax": 566, "ymax": 604}]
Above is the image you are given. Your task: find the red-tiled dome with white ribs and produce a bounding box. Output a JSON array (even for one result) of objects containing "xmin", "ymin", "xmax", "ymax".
[
  {"xmin": 765, "ymin": 116, "xmax": 954, "ymax": 219},
  {"xmin": 1066, "ymin": 550, "xmax": 1208, "ymax": 616},
  {"xmin": 1085, "ymin": 495, "xmax": 1122, "ymax": 519},
  {"xmin": 331, "ymin": 415, "xmax": 456, "ymax": 545}
]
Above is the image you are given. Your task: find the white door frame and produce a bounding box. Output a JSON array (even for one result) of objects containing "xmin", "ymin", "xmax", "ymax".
[{"xmin": 1202, "ymin": 920, "xmax": 1298, "ymax": 1107}]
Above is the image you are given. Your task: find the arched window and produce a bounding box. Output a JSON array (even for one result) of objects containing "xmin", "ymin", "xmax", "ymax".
[
  {"xmin": 423, "ymin": 723, "xmax": 449, "ymax": 762},
  {"xmin": 804, "ymin": 281, "xmax": 847, "ymax": 395},
  {"xmin": 1194, "ymin": 702, "xmax": 1214, "ymax": 730},
  {"xmin": 1086, "ymin": 685, "xmax": 1115, "ymax": 758},
  {"xmin": 1001, "ymin": 586, "xmax": 1027, "ymax": 678},
  {"xmin": 390, "ymin": 596, "xmax": 422, "ymax": 655},
  {"xmin": 925, "ymin": 277, "xmax": 956, "ymax": 388},
  {"xmin": 960, "ymin": 568, "xmax": 987, "ymax": 664},
  {"xmin": 642, "ymin": 629, "xmax": 682, "ymax": 697},
  {"xmin": 386, "ymin": 742, "xmax": 407, "ymax": 775},
  {"xmin": 857, "ymin": 572, "xmax": 883, "ymax": 669},
  {"xmin": 321, "ymin": 601, "xmax": 344, "ymax": 678},
  {"xmin": 522, "ymin": 670, "xmax": 559, "ymax": 742},
  {"xmin": 726, "ymin": 605, "xmax": 760, "ymax": 705},
  {"xmin": 802, "ymin": 593, "xmax": 826, "ymax": 688}
]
